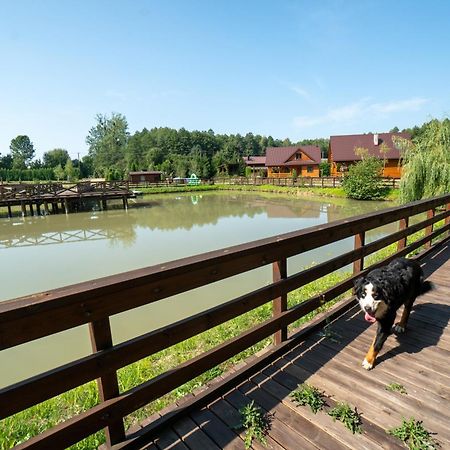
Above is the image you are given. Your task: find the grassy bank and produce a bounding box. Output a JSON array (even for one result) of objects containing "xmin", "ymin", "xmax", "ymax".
[{"xmin": 135, "ymin": 183, "xmax": 399, "ymax": 201}]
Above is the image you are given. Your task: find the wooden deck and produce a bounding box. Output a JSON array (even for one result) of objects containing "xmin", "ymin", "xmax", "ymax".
[{"xmin": 128, "ymin": 242, "xmax": 450, "ymax": 450}]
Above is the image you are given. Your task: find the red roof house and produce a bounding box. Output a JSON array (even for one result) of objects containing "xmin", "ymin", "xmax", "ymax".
[
  {"xmin": 328, "ymin": 132, "xmax": 410, "ymax": 177},
  {"xmin": 242, "ymin": 156, "xmax": 267, "ymax": 175},
  {"xmin": 265, "ymin": 146, "xmax": 321, "ymax": 178}
]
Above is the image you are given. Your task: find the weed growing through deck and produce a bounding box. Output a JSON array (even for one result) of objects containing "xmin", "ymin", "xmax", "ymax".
[
  {"xmin": 291, "ymin": 383, "xmax": 326, "ymax": 413},
  {"xmin": 388, "ymin": 418, "xmax": 439, "ymax": 449},
  {"xmin": 328, "ymin": 402, "xmax": 362, "ymax": 434},
  {"xmin": 386, "ymin": 382, "xmax": 407, "ymax": 395},
  {"xmin": 318, "ymin": 321, "xmax": 342, "ymax": 343},
  {"xmin": 237, "ymin": 400, "xmax": 270, "ymax": 449}
]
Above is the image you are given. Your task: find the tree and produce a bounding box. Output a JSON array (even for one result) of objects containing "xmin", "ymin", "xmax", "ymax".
[
  {"xmin": 43, "ymin": 148, "xmax": 70, "ymax": 168},
  {"xmin": 342, "ymin": 156, "xmax": 386, "ymax": 200},
  {"xmin": 10, "ymin": 135, "xmax": 35, "ymax": 169},
  {"xmin": 0, "ymin": 153, "xmax": 13, "ymax": 169},
  {"xmin": 395, "ymin": 118, "xmax": 450, "ymax": 202},
  {"xmin": 86, "ymin": 113, "xmax": 129, "ymax": 176},
  {"xmin": 54, "ymin": 164, "xmax": 65, "ymax": 181},
  {"xmin": 64, "ymin": 159, "xmax": 76, "ymax": 181}
]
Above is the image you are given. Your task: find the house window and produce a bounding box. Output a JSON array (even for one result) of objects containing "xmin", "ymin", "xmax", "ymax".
[
  {"xmin": 307, "ymin": 166, "xmax": 313, "ymax": 173},
  {"xmin": 295, "ymin": 153, "xmax": 301, "ymax": 160}
]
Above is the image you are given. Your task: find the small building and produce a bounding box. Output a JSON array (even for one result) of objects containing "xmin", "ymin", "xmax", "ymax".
[
  {"xmin": 242, "ymin": 155, "xmax": 267, "ymax": 176},
  {"xmin": 265, "ymin": 146, "xmax": 321, "ymax": 178},
  {"xmin": 328, "ymin": 132, "xmax": 411, "ymax": 178},
  {"xmin": 128, "ymin": 171, "xmax": 162, "ymax": 184}
]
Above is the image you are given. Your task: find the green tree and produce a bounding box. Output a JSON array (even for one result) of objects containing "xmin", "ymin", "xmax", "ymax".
[
  {"xmin": 395, "ymin": 118, "xmax": 450, "ymax": 202},
  {"xmin": 10, "ymin": 135, "xmax": 35, "ymax": 169},
  {"xmin": 86, "ymin": 112, "xmax": 129, "ymax": 176},
  {"xmin": 0, "ymin": 153, "xmax": 13, "ymax": 169},
  {"xmin": 64, "ymin": 159, "xmax": 76, "ymax": 181},
  {"xmin": 43, "ymin": 148, "xmax": 70, "ymax": 168},
  {"xmin": 54, "ymin": 164, "xmax": 65, "ymax": 181},
  {"xmin": 319, "ymin": 162, "xmax": 330, "ymax": 176},
  {"xmin": 342, "ymin": 156, "xmax": 386, "ymax": 200}
]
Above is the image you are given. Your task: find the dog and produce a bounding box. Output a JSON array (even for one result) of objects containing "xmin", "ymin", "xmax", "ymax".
[{"xmin": 354, "ymin": 257, "xmax": 433, "ymax": 370}]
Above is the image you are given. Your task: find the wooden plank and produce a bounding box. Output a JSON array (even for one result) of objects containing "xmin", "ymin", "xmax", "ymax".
[
  {"xmin": 241, "ymin": 377, "xmax": 351, "ymax": 450},
  {"xmin": 256, "ymin": 369, "xmax": 398, "ymax": 450},
  {"xmin": 208, "ymin": 398, "xmax": 284, "ymax": 450},
  {"xmin": 154, "ymin": 428, "xmax": 189, "ymax": 450},
  {"xmin": 190, "ymin": 408, "xmax": 242, "ymax": 450},
  {"xmin": 172, "ymin": 416, "xmax": 220, "ymax": 450}
]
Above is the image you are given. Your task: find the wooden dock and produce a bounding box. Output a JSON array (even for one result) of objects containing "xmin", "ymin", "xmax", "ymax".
[
  {"xmin": 0, "ymin": 181, "xmax": 134, "ymax": 217},
  {"xmin": 131, "ymin": 242, "xmax": 449, "ymax": 449},
  {"xmin": 1, "ymin": 193, "xmax": 448, "ymax": 449}
]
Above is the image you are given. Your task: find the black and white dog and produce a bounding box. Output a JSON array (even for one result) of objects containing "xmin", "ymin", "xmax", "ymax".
[{"xmin": 354, "ymin": 257, "xmax": 433, "ymax": 370}]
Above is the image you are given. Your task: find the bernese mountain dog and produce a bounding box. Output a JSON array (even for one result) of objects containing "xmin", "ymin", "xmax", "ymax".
[{"xmin": 354, "ymin": 257, "xmax": 433, "ymax": 370}]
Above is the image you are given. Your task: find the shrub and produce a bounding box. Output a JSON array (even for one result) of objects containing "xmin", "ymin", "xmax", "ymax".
[
  {"xmin": 291, "ymin": 383, "xmax": 325, "ymax": 413},
  {"xmin": 342, "ymin": 156, "xmax": 387, "ymax": 200}
]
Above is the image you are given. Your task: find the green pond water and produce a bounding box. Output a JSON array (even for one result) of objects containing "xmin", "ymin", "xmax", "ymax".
[{"xmin": 0, "ymin": 191, "xmax": 394, "ymax": 387}]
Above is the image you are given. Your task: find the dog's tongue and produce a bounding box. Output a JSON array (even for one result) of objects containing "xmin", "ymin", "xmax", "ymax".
[{"xmin": 365, "ymin": 312, "xmax": 376, "ymax": 323}]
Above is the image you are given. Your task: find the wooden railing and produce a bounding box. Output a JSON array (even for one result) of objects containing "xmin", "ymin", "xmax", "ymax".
[
  {"xmin": 213, "ymin": 176, "xmax": 400, "ymax": 189},
  {"xmin": 0, "ymin": 181, "xmax": 131, "ymax": 200},
  {"xmin": 0, "ymin": 194, "xmax": 449, "ymax": 449}
]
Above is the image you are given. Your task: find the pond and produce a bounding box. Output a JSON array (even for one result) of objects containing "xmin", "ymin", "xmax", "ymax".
[{"xmin": 0, "ymin": 191, "xmax": 394, "ymax": 386}]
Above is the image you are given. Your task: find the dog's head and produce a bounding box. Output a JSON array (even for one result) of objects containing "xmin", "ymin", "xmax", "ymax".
[{"xmin": 354, "ymin": 275, "xmax": 391, "ymax": 322}]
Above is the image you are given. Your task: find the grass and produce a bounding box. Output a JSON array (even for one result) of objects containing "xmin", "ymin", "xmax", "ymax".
[
  {"xmin": 388, "ymin": 418, "xmax": 439, "ymax": 449},
  {"xmin": 386, "ymin": 382, "xmax": 408, "ymax": 395},
  {"xmin": 291, "ymin": 384, "xmax": 326, "ymax": 413},
  {"xmin": 238, "ymin": 400, "xmax": 271, "ymax": 449},
  {"xmin": 328, "ymin": 402, "xmax": 362, "ymax": 434}
]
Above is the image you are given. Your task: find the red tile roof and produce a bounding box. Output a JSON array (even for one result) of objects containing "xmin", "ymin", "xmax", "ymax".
[
  {"xmin": 265, "ymin": 146, "xmax": 321, "ymax": 166},
  {"xmin": 329, "ymin": 132, "xmax": 410, "ymax": 162}
]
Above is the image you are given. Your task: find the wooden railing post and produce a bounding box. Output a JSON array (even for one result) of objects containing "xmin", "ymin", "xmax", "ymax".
[
  {"xmin": 273, "ymin": 258, "xmax": 287, "ymax": 345},
  {"xmin": 89, "ymin": 318, "xmax": 125, "ymax": 447},
  {"xmin": 446, "ymin": 202, "xmax": 450, "ymax": 237},
  {"xmin": 425, "ymin": 208, "xmax": 435, "ymax": 249},
  {"xmin": 397, "ymin": 216, "xmax": 409, "ymax": 251},
  {"xmin": 353, "ymin": 232, "xmax": 365, "ymax": 275}
]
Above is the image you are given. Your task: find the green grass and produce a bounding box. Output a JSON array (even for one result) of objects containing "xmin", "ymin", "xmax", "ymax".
[
  {"xmin": 388, "ymin": 418, "xmax": 438, "ymax": 449},
  {"xmin": 291, "ymin": 383, "xmax": 326, "ymax": 413},
  {"xmin": 328, "ymin": 402, "xmax": 362, "ymax": 434},
  {"xmin": 386, "ymin": 383, "xmax": 407, "ymax": 395},
  {"xmin": 237, "ymin": 400, "xmax": 271, "ymax": 449}
]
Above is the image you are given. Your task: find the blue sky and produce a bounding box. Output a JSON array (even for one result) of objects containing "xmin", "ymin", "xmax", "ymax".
[{"xmin": 1, "ymin": 0, "xmax": 449, "ymax": 159}]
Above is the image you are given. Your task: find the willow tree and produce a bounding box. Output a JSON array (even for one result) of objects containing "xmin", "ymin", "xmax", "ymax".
[{"xmin": 394, "ymin": 119, "xmax": 450, "ymax": 203}]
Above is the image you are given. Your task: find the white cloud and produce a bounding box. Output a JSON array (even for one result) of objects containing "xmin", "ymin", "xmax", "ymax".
[
  {"xmin": 293, "ymin": 97, "xmax": 430, "ymax": 128},
  {"xmin": 290, "ymin": 85, "xmax": 310, "ymax": 99}
]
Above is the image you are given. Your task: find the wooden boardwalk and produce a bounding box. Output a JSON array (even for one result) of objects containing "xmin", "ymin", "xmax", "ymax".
[{"xmin": 128, "ymin": 242, "xmax": 450, "ymax": 450}]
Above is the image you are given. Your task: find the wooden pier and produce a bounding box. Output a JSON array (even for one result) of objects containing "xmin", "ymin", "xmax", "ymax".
[
  {"xmin": 0, "ymin": 181, "xmax": 134, "ymax": 217},
  {"xmin": 0, "ymin": 193, "xmax": 449, "ymax": 449}
]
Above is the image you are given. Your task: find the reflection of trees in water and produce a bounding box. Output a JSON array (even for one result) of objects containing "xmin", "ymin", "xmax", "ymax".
[{"xmin": 0, "ymin": 192, "xmax": 390, "ymax": 249}]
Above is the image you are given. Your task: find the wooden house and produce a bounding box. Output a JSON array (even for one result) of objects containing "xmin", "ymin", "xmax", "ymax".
[
  {"xmin": 328, "ymin": 132, "xmax": 411, "ymax": 178},
  {"xmin": 128, "ymin": 171, "xmax": 162, "ymax": 183},
  {"xmin": 265, "ymin": 146, "xmax": 321, "ymax": 178},
  {"xmin": 242, "ymin": 156, "xmax": 267, "ymax": 176}
]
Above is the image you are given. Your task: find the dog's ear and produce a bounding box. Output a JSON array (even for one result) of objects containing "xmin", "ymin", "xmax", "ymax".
[
  {"xmin": 354, "ymin": 277, "xmax": 365, "ymax": 297},
  {"xmin": 378, "ymin": 279, "xmax": 394, "ymax": 305}
]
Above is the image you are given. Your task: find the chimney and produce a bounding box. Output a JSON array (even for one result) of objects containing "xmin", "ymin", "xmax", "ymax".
[{"xmin": 373, "ymin": 133, "xmax": 379, "ymax": 146}]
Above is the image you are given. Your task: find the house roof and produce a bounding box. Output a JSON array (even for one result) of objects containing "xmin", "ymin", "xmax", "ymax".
[
  {"xmin": 129, "ymin": 171, "xmax": 162, "ymax": 175},
  {"xmin": 242, "ymin": 156, "xmax": 266, "ymax": 166},
  {"xmin": 329, "ymin": 132, "xmax": 411, "ymax": 162},
  {"xmin": 265, "ymin": 146, "xmax": 321, "ymax": 166}
]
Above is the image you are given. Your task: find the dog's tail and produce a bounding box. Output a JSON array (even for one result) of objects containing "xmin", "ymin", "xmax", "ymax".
[{"xmin": 420, "ymin": 280, "xmax": 434, "ymax": 295}]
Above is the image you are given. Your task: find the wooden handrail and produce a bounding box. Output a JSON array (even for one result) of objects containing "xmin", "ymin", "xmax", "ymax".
[{"xmin": 1, "ymin": 193, "xmax": 449, "ymax": 448}]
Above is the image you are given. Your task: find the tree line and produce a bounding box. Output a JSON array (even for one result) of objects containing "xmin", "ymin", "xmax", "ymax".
[{"xmin": 0, "ymin": 113, "xmax": 329, "ymax": 181}]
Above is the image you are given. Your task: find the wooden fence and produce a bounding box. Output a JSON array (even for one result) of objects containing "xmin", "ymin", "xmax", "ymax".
[
  {"xmin": 0, "ymin": 193, "xmax": 449, "ymax": 449},
  {"xmin": 213, "ymin": 176, "xmax": 400, "ymax": 189}
]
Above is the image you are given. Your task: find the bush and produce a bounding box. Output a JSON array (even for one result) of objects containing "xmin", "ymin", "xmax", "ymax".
[
  {"xmin": 319, "ymin": 162, "xmax": 330, "ymax": 177},
  {"xmin": 342, "ymin": 157, "xmax": 386, "ymax": 200}
]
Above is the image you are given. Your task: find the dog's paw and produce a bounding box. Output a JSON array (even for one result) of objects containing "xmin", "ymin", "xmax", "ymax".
[
  {"xmin": 393, "ymin": 323, "xmax": 405, "ymax": 334},
  {"xmin": 362, "ymin": 358, "xmax": 373, "ymax": 370}
]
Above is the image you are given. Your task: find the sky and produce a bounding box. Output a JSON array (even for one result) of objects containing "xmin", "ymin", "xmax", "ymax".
[{"xmin": 0, "ymin": 0, "xmax": 449, "ymax": 160}]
